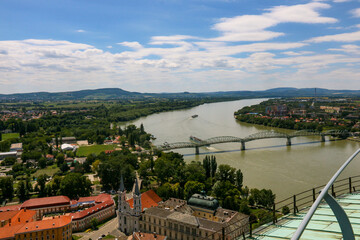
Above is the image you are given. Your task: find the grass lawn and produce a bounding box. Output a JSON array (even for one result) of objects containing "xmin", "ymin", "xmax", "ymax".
[
  {"xmin": 2, "ymin": 132, "xmax": 20, "ymax": 141},
  {"xmin": 77, "ymin": 144, "xmax": 117, "ymax": 157},
  {"xmin": 32, "ymin": 164, "xmax": 60, "ymax": 178}
]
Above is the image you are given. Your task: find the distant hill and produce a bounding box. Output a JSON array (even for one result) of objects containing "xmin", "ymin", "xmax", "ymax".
[{"xmin": 0, "ymin": 87, "xmax": 359, "ymax": 101}]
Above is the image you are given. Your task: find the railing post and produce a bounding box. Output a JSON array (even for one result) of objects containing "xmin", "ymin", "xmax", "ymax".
[
  {"xmin": 313, "ymin": 188, "xmax": 316, "ymax": 202},
  {"xmin": 273, "ymin": 203, "xmax": 276, "ymax": 224},
  {"xmin": 293, "ymin": 195, "xmax": 297, "ymax": 215},
  {"xmin": 349, "ymin": 177, "xmax": 352, "ymax": 194},
  {"xmin": 222, "ymin": 227, "xmax": 225, "ymax": 240},
  {"xmin": 332, "ymin": 184, "xmax": 336, "ymax": 198}
]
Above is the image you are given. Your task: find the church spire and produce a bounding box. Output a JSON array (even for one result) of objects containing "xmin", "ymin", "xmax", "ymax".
[
  {"xmin": 119, "ymin": 175, "xmax": 125, "ymax": 192},
  {"xmin": 134, "ymin": 177, "xmax": 140, "ymax": 196}
]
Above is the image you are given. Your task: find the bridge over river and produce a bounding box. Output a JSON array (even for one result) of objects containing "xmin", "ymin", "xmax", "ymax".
[{"xmin": 156, "ymin": 130, "xmax": 348, "ymax": 154}]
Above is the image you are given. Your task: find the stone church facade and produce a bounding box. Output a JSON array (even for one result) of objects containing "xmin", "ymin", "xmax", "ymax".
[{"xmin": 118, "ymin": 176, "xmax": 141, "ymax": 235}]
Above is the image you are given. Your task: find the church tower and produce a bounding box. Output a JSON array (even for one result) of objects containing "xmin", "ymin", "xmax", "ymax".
[
  {"xmin": 118, "ymin": 175, "xmax": 129, "ymax": 233},
  {"xmin": 133, "ymin": 178, "xmax": 142, "ymax": 231},
  {"xmin": 118, "ymin": 176, "xmax": 143, "ymax": 234}
]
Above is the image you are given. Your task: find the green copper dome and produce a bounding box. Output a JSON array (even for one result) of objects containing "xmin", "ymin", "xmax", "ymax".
[{"xmin": 188, "ymin": 192, "xmax": 219, "ymax": 210}]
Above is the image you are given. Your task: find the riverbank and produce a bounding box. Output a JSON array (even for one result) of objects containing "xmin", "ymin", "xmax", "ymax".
[{"xmin": 129, "ymin": 98, "xmax": 360, "ymax": 201}]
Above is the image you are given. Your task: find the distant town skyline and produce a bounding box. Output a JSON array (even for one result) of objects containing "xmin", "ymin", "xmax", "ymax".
[{"xmin": 0, "ymin": 0, "xmax": 360, "ymax": 94}]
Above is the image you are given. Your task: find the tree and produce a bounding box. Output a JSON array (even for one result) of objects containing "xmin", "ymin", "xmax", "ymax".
[
  {"xmin": 97, "ymin": 159, "xmax": 135, "ymax": 191},
  {"xmin": 60, "ymin": 173, "xmax": 92, "ymax": 199},
  {"xmin": 140, "ymin": 123, "xmax": 145, "ymax": 134},
  {"xmin": 38, "ymin": 157, "xmax": 47, "ymax": 169},
  {"xmin": 184, "ymin": 161, "xmax": 206, "ymax": 183},
  {"xmin": 1, "ymin": 157, "xmax": 16, "ymax": 166},
  {"xmin": 0, "ymin": 177, "xmax": 14, "ymax": 200},
  {"xmin": 60, "ymin": 162, "xmax": 69, "ymax": 173},
  {"xmin": 212, "ymin": 180, "xmax": 238, "ymax": 201},
  {"xmin": 210, "ymin": 156, "xmax": 217, "ymax": 178},
  {"xmin": 0, "ymin": 132, "xmax": 2, "ymax": 141},
  {"xmin": 156, "ymin": 183, "xmax": 174, "ymax": 200},
  {"xmin": 90, "ymin": 217, "xmax": 99, "ymax": 230},
  {"xmin": 239, "ymin": 200, "xmax": 250, "ymax": 215},
  {"xmin": 37, "ymin": 174, "xmax": 48, "ymax": 197},
  {"xmin": 216, "ymin": 164, "xmax": 236, "ymax": 184},
  {"xmin": 202, "ymin": 156, "xmax": 211, "ymax": 178},
  {"xmin": 184, "ymin": 181, "xmax": 205, "ymax": 200},
  {"xmin": 56, "ymin": 153, "xmax": 65, "ymax": 166},
  {"xmin": 223, "ymin": 195, "xmax": 240, "ymax": 211},
  {"xmin": 92, "ymin": 160, "xmax": 101, "ymax": 173},
  {"xmin": 235, "ymin": 169, "xmax": 243, "ymax": 189},
  {"xmin": 17, "ymin": 180, "xmax": 29, "ymax": 202},
  {"xmin": 51, "ymin": 175, "xmax": 62, "ymax": 196}
]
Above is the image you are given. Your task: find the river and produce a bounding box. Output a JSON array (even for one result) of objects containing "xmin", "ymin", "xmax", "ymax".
[{"xmin": 125, "ymin": 99, "xmax": 360, "ymax": 201}]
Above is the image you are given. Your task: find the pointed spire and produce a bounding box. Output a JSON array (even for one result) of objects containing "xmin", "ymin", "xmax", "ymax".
[
  {"xmin": 119, "ymin": 175, "xmax": 125, "ymax": 192},
  {"xmin": 134, "ymin": 177, "xmax": 140, "ymax": 196}
]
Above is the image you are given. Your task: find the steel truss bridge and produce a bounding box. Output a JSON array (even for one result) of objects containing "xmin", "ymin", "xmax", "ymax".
[{"xmin": 156, "ymin": 130, "xmax": 348, "ymax": 154}]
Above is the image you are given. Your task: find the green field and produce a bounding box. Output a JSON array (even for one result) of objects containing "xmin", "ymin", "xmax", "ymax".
[
  {"xmin": 2, "ymin": 132, "xmax": 20, "ymax": 140},
  {"xmin": 32, "ymin": 164, "xmax": 60, "ymax": 178},
  {"xmin": 77, "ymin": 144, "xmax": 117, "ymax": 157}
]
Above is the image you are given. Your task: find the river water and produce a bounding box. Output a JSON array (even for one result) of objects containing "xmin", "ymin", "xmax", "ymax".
[{"xmin": 126, "ymin": 99, "xmax": 360, "ymax": 200}]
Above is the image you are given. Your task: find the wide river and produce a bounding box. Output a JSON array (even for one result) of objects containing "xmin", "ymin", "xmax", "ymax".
[{"xmin": 126, "ymin": 99, "xmax": 360, "ymax": 200}]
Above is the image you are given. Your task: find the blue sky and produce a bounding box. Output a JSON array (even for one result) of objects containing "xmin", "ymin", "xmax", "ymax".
[{"xmin": 0, "ymin": 0, "xmax": 359, "ymax": 94}]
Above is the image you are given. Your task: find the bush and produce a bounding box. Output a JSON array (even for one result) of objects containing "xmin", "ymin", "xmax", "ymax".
[{"xmin": 282, "ymin": 206, "xmax": 290, "ymax": 215}]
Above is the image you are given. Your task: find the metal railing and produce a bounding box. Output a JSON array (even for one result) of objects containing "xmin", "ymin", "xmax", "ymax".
[
  {"xmin": 292, "ymin": 148, "xmax": 360, "ymax": 240},
  {"xmin": 250, "ymin": 148, "xmax": 360, "ymax": 239}
]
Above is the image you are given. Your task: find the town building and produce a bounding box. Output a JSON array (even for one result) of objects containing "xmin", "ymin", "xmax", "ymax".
[
  {"xmin": 118, "ymin": 179, "xmax": 249, "ymax": 239},
  {"xmin": 118, "ymin": 176, "xmax": 163, "ymax": 235},
  {"xmin": 10, "ymin": 143, "xmax": 23, "ymax": 153},
  {"xmin": 0, "ymin": 152, "xmax": 17, "ymax": 160},
  {"xmin": 128, "ymin": 232, "xmax": 167, "ymax": 240},
  {"xmin": 0, "ymin": 194, "xmax": 115, "ymax": 233},
  {"xmin": 20, "ymin": 196, "xmax": 71, "ymax": 220},
  {"xmin": 140, "ymin": 195, "xmax": 249, "ymax": 240},
  {"xmin": 0, "ymin": 208, "xmax": 72, "ymax": 240},
  {"xmin": 68, "ymin": 194, "xmax": 116, "ymax": 232}
]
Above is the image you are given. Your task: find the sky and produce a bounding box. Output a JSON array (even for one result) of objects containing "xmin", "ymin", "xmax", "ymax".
[{"xmin": 0, "ymin": 0, "xmax": 360, "ymax": 94}]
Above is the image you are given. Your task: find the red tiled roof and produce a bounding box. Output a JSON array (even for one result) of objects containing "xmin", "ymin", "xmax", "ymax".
[
  {"xmin": 16, "ymin": 215, "xmax": 72, "ymax": 234},
  {"xmin": 0, "ymin": 204, "xmax": 21, "ymax": 212},
  {"xmin": 4, "ymin": 209, "xmax": 36, "ymax": 227},
  {"xmin": 69, "ymin": 199, "xmax": 114, "ymax": 220},
  {"xmin": 128, "ymin": 190, "xmax": 162, "ymax": 211},
  {"xmin": 0, "ymin": 223, "xmax": 24, "ymax": 239},
  {"xmin": 72, "ymin": 193, "xmax": 112, "ymax": 205},
  {"xmin": 21, "ymin": 196, "xmax": 70, "ymax": 209},
  {"xmin": 0, "ymin": 210, "xmax": 20, "ymax": 222}
]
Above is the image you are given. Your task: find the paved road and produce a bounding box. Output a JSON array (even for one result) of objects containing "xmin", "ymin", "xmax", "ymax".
[{"xmin": 78, "ymin": 216, "xmax": 126, "ymax": 240}]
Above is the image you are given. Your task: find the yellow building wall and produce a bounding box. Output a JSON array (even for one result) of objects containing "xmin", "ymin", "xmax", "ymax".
[{"xmin": 15, "ymin": 223, "xmax": 72, "ymax": 240}]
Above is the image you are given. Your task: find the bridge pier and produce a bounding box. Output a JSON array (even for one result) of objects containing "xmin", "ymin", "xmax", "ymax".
[
  {"xmin": 241, "ymin": 141, "xmax": 246, "ymax": 151},
  {"xmin": 321, "ymin": 135, "xmax": 326, "ymax": 142},
  {"xmin": 195, "ymin": 146, "xmax": 199, "ymax": 155},
  {"xmin": 286, "ymin": 137, "xmax": 291, "ymax": 146}
]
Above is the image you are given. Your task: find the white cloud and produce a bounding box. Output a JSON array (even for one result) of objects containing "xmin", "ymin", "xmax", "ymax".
[
  {"xmin": 282, "ymin": 51, "xmax": 314, "ymax": 56},
  {"xmin": 212, "ymin": 2, "xmax": 337, "ymax": 42},
  {"xmin": 117, "ymin": 41, "xmax": 143, "ymax": 49},
  {"xmin": 328, "ymin": 44, "xmax": 360, "ymax": 54},
  {"xmin": 107, "ymin": 45, "xmax": 113, "ymax": 49},
  {"xmin": 76, "ymin": 29, "xmax": 86, "ymax": 33},
  {"xmin": 351, "ymin": 8, "xmax": 360, "ymax": 17},
  {"xmin": 307, "ymin": 30, "xmax": 360, "ymax": 42},
  {"xmin": 333, "ymin": 0, "xmax": 352, "ymax": 2}
]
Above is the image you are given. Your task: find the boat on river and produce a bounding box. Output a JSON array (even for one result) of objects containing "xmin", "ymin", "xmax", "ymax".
[{"xmin": 191, "ymin": 114, "xmax": 198, "ymax": 118}]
